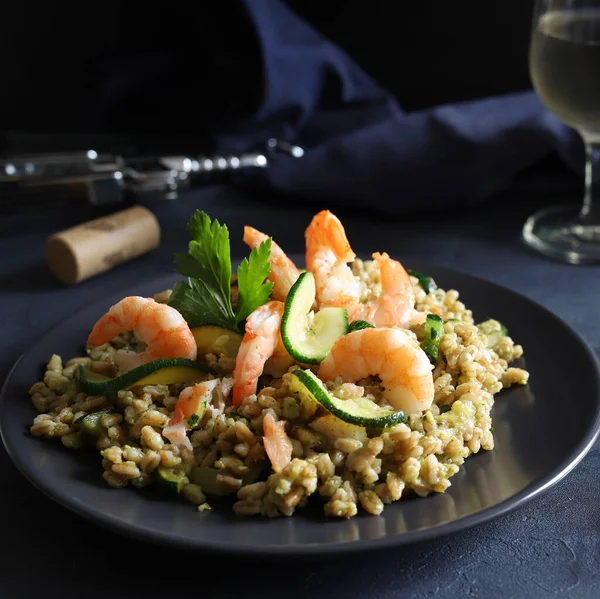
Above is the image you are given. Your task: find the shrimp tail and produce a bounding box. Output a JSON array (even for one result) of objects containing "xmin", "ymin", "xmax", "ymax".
[{"xmin": 305, "ymin": 210, "xmax": 355, "ymax": 267}]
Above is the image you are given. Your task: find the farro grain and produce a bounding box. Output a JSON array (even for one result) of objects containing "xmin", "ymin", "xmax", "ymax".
[
  {"xmin": 246, "ymin": 443, "xmax": 265, "ymax": 464},
  {"xmin": 103, "ymin": 470, "xmax": 129, "ymax": 488},
  {"xmin": 215, "ymin": 456, "xmax": 249, "ymax": 476},
  {"xmin": 111, "ymin": 461, "xmax": 141, "ymax": 479},
  {"xmin": 214, "ymin": 439, "xmax": 233, "ymax": 453},
  {"xmin": 159, "ymin": 449, "xmax": 181, "ymax": 467},
  {"xmin": 30, "ymin": 415, "xmax": 54, "ymax": 437},
  {"xmin": 233, "ymin": 498, "xmax": 263, "ymax": 515},
  {"xmin": 181, "ymin": 483, "xmax": 206, "ymax": 505},
  {"xmin": 101, "ymin": 446, "xmax": 123, "ymax": 463},
  {"xmin": 79, "ymin": 395, "xmax": 108, "ymax": 413},
  {"xmin": 140, "ymin": 425, "xmax": 164, "ymax": 450},
  {"xmin": 122, "ymin": 446, "xmax": 145, "ymax": 464},
  {"xmin": 132, "ymin": 398, "xmax": 150, "ymax": 414},
  {"xmin": 132, "ymin": 473, "xmax": 153, "ymax": 488},
  {"xmin": 234, "ymin": 420, "xmax": 256, "ymax": 444},
  {"xmin": 359, "ymin": 490, "xmax": 384, "ymax": 515},
  {"xmin": 237, "ymin": 482, "xmax": 268, "ymax": 500},
  {"xmin": 88, "ymin": 360, "xmax": 115, "ymax": 376},
  {"xmin": 140, "ymin": 450, "xmax": 161, "ymax": 473},
  {"xmin": 216, "ymin": 474, "xmax": 243, "ymax": 492},
  {"xmin": 96, "ymin": 434, "xmax": 112, "ymax": 450},
  {"xmin": 334, "ymin": 438, "xmax": 363, "ymax": 453},
  {"xmin": 107, "ymin": 425, "xmax": 126, "ymax": 445},
  {"xmin": 61, "ymin": 432, "xmax": 83, "ymax": 449}
]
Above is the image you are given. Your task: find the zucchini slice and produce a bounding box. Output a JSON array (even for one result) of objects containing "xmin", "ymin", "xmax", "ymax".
[
  {"xmin": 423, "ymin": 314, "xmax": 443, "ymax": 364},
  {"xmin": 407, "ymin": 269, "xmax": 437, "ymax": 294},
  {"xmin": 348, "ymin": 320, "xmax": 375, "ymax": 332},
  {"xmin": 189, "ymin": 465, "xmax": 263, "ymax": 496},
  {"xmin": 310, "ymin": 414, "xmax": 368, "ymax": 442},
  {"xmin": 77, "ymin": 358, "xmax": 215, "ymax": 396},
  {"xmin": 281, "ymin": 272, "xmax": 349, "ymax": 364},
  {"xmin": 155, "ymin": 467, "xmax": 189, "ymax": 494},
  {"xmin": 75, "ymin": 409, "xmax": 118, "ymax": 437},
  {"xmin": 191, "ymin": 325, "xmax": 243, "ymax": 358},
  {"xmin": 289, "ymin": 368, "xmax": 407, "ymax": 428}
]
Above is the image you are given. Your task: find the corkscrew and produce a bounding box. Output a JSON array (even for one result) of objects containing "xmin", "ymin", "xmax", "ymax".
[{"xmin": 0, "ymin": 138, "xmax": 304, "ymax": 212}]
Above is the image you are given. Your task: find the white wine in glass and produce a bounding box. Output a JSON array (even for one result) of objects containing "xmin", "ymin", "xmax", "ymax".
[{"xmin": 524, "ymin": 1, "xmax": 600, "ymax": 263}]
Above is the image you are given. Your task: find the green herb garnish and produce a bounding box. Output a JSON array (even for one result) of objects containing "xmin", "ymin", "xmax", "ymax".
[
  {"xmin": 187, "ymin": 414, "xmax": 200, "ymax": 428},
  {"xmin": 168, "ymin": 211, "xmax": 273, "ymax": 331},
  {"xmin": 235, "ymin": 237, "xmax": 273, "ymax": 327}
]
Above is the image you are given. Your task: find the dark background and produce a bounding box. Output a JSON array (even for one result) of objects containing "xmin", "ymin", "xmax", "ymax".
[{"xmin": 0, "ymin": 1, "xmax": 535, "ymax": 153}]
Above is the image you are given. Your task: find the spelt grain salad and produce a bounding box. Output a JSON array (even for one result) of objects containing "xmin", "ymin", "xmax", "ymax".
[{"xmin": 28, "ymin": 209, "xmax": 529, "ymax": 519}]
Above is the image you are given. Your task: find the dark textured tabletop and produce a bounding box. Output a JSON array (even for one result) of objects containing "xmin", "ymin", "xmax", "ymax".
[{"xmin": 1, "ymin": 182, "xmax": 599, "ymax": 599}]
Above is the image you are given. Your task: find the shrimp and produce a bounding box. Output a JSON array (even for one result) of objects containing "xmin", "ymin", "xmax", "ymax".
[
  {"xmin": 305, "ymin": 210, "xmax": 423, "ymax": 327},
  {"xmin": 263, "ymin": 411, "xmax": 293, "ymax": 473},
  {"xmin": 232, "ymin": 301, "xmax": 293, "ymax": 405},
  {"xmin": 317, "ymin": 327, "xmax": 434, "ymax": 415},
  {"xmin": 163, "ymin": 379, "xmax": 219, "ymax": 451},
  {"xmin": 87, "ymin": 296, "xmax": 197, "ymax": 370},
  {"xmin": 305, "ymin": 210, "xmax": 362, "ymax": 314},
  {"xmin": 357, "ymin": 252, "xmax": 425, "ymax": 327},
  {"xmin": 244, "ymin": 226, "xmax": 300, "ymax": 301},
  {"xmin": 263, "ymin": 331, "xmax": 295, "ymax": 378}
]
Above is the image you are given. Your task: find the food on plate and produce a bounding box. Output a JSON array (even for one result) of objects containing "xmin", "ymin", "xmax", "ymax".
[{"xmin": 28, "ymin": 209, "xmax": 529, "ymax": 518}]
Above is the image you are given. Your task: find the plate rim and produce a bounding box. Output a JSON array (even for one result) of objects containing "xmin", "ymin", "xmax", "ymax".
[{"xmin": 2, "ymin": 263, "xmax": 600, "ymax": 555}]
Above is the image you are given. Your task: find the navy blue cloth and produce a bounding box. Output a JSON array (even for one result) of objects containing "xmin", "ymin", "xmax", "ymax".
[
  {"xmin": 4, "ymin": 1, "xmax": 580, "ymax": 214},
  {"xmin": 216, "ymin": 0, "xmax": 584, "ymax": 214}
]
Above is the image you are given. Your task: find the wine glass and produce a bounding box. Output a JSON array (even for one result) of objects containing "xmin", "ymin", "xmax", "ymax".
[{"xmin": 524, "ymin": 0, "xmax": 600, "ymax": 264}]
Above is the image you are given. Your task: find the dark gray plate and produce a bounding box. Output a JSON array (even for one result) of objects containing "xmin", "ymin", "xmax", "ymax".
[{"xmin": 2, "ymin": 264, "xmax": 600, "ymax": 555}]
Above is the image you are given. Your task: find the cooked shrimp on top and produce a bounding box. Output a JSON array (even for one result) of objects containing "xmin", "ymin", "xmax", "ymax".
[
  {"xmin": 318, "ymin": 327, "xmax": 434, "ymax": 415},
  {"xmin": 232, "ymin": 300, "xmax": 293, "ymax": 405},
  {"xmin": 305, "ymin": 210, "xmax": 423, "ymax": 328},
  {"xmin": 87, "ymin": 296, "xmax": 197, "ymax": 368}
]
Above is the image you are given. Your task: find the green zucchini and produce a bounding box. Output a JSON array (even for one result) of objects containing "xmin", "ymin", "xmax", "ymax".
[
  {"xmin": 289, "ymin": 368, "xmax": 407, "ymax": 428},
  {"xmin": 190, "ymin": 325, "xmax": 243, "ymax": 358},
  {"xmin": 77, "ymin": 358, "xmax": 215, "ymax": 396},
  {"xmin": 407, "ymin": 269, "xmax": 437, "ymax": 294},
  {"xmin": 189, "ymin": 465, "xmax": 263, "ymax": 496},
  {"xmin": 155, "ymin": 467, "xmax": 188, "ymax": 494},
  {"xmin": 281, "ymin": 271, "xmax": 349, "ymax": 364},
  {"xmin": 75, "ymin": 409, "xmax": 117, "ymax": 437},
  {"xmin": 348, "ymin": 320, "xmax": 375, "ymax": 332},
  {"xmin": 423, "ymin": 314, "xmax": 443, "ymax": 363},
  {"xmin": 310, "ymin": 414, "xmax": 368, "ymax": 442}
]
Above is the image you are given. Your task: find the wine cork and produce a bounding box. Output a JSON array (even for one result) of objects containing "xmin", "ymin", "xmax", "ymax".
[{"xmin": 46, "ymin": 205, "xmax": 161, "ymax": 285}]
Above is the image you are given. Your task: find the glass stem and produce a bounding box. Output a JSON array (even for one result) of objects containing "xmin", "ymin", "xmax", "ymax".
[{"xmin": 580, "ymin": 139, "xmax": 600, "ymax": 223}]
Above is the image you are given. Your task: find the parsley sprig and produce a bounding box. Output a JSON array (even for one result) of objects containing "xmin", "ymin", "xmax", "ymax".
[{"xmin": 168, "ymin": 211, "xmax": 273, "ymax": 331}]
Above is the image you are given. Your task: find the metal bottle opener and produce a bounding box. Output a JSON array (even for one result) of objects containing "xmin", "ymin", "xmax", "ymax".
[{"xmin": 0, "ymin": 138, "xmax": 304, "ymax": 212}]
